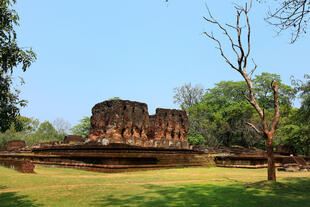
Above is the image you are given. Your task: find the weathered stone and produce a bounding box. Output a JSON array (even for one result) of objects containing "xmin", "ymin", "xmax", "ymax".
[
  {"xmin": 40, "ymin": 141, "xmax": 61, "ymax": 148},
  {"xmin": 0, "ymin": 158, "xmax": 34, "ymax": 173},
  {"xmin": 162, "ymin": 140, "xmax": 169, "ymax": 148},
  {"xmin": 89, "ymin": 100, "xmax": 150, "ymax": 145},
  {"xmin": 147, "ymin": 115, "xmax": 155, "ymax": 139},
  {"xmin": 3, "ymin": 140, "xmax": 26, "ymax": 152},
  {"xmin": 175, "ymin": 141, "xmax": 181, "ymax": 149},
  {"xmin": 88, "ymin": 100, "xmax": 190, "ymax": 149},
  {"xmin": 64, "ymin": 135, "xmax": 84, "ymax": 144},
  {"xmin": 181, "ymin": 141, "xmax": 189, "ymax": 149},
  {"xmin": 126, "ymin": 138, "xmax": 134, "ymax": 145},
  {"xmin": 101, "ymin": 138, "xmax": 110, "ymax": 145},
  {"xmin": 150, "ymin": 108, "xmax": 189, "ymax": 142},
  {"xmin": 148, "ymin": 140, "xmax": 154, "ymax": 147}
]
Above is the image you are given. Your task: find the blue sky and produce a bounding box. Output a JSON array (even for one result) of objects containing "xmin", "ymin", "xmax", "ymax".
[{"xmin": 13, "ymin": 0, "xmax": 309, "ymax": 127}]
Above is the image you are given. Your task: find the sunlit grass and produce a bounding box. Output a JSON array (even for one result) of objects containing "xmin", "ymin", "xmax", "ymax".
[{"xmin": 0, "ymin": 166, "xmax": 309, "ymax": 206}]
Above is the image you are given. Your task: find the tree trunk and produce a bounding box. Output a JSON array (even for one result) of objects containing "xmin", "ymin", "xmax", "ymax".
[
  {"xmin": 305, "ymin": 139, "xmax": 310, "ymax": 156},
  {"xmin": 204, "ymin": 3, "xmax": 280, "ymax": 181},
  {"xmin": 266, "ymin": 134, "xmax": 276, "ymax": 181}
]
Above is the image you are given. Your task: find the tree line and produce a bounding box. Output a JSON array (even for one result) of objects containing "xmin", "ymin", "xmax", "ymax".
[
  {"xmin": 0, "ymin": 117, "xmax": 70, "ymax": 148},
  {"xmin": 174, "ymin": 73, "xmax": 310, "ymax": 156},
  {"xmin": 0, "ymin": 116, "xmax": 92, "ymax": 149}
]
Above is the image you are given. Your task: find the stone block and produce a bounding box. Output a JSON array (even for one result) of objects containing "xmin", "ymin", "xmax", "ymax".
[
  {"xmin": 3, "ymin": 140, "xmax": 26, "ymax": 152},
  {"xmin": 64, "ymin": 135, "xmax": 84, "ymax": 144}
]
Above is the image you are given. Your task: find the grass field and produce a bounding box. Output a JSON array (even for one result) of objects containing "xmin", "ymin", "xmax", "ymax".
[{"xmin": 0, "ymin": 166, "xmax": 310, "ymax": 207}]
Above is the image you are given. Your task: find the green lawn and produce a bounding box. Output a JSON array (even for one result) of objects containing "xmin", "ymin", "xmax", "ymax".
[{"xmin": 0, "ymin": 166, "xmax": 310, "ymax": 207}]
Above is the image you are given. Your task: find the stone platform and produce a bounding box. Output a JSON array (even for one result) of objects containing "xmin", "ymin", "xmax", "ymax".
[
  {"xmin": 0, "ymin": 144, "xmax": 214, "ymax": 173},
  {"xmin": 215, "ymin": 153, "xmax": 310, "ymax": 170}
]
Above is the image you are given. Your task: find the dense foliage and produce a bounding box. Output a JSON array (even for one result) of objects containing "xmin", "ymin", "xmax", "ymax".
[
  {"xmin": 0, "ymin": 0, "xmax": 36, "ymax": 132},
  {"xmin": 70, "ymin": 116, "xmax": 90, "ymax": 138},
  {"xmin": 0, "ymin": 116, "xmax": 69, "ymax": 148},
  {"xmin": 175, "ymin": 73, "xmax": 310, "ymax": 155}
]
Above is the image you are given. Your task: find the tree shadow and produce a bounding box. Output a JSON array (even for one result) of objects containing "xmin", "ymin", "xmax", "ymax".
[
  {"xmin": 0, "ymin": 186, "xmax": 43, "ymax": 207},
  {"xmin": 91, "ymin": 177, "xmax": 310, "ymax": 207}
]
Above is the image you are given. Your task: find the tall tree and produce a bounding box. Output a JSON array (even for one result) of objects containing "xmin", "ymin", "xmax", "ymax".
[
  {"xmin": 204, "ymin": 2, "xmax": 280, "ymax": 181},
  {"xmin": 0, "ymin": 0, "xmax": 36, "ymax": 132}
]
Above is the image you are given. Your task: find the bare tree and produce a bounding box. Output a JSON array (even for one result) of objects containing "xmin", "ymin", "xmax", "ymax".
[
  {"xmin": 204, "ymin": 1, "xmax": 280, "ymax": 181},
  {"xmin": 173, "ymin": 83, "xmax": 204, "ymax": 110},
  {"xmin": 53, "ymin": 118, "xmax": 71, "ymax": 135},
  {"xmin": 265, "ymin": 0, "xmax": 310, "ymax": 43}
]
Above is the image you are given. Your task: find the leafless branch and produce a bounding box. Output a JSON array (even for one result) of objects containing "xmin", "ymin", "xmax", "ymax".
[
  {"xmin": 249, "ymin": 59, "xmax": 257, "ymax": 77},
  {"xmin": 203, "ymin": 31, "xmax": 239, "ymax": 71},
  {"xmin": 204, "ymin": 1, "xmax": 265, "ymax": 120},
  {"xmin": 204, "ymin": 5, "xmax": 241, "ymax": 65},
  {"xmin": 265, "ymin": 0, "xmax": 310, "ymax": 43}
]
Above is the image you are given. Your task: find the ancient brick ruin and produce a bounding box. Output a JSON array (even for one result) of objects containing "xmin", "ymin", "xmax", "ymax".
[
  {"xmin": 89, "ymin": 100, "xmax": 189, "ymax": 149},
  {"xmin": 3, "ymin": 140, "xmax": 26, "ymax": 152},
  {"xmin": 0, "ymin": 100, "xmax": 209, "ymax": 173},
  {"xmin": 64, "ymin": 135, "xmax": 84, "ymax": 144},
  {"xmin": 0, "ymin": 158, "xmax": 34, "ymax": 173}
]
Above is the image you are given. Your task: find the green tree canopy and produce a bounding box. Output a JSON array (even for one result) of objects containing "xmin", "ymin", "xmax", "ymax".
[
  {"xmin": 276, "ymin": 74, "xmax": 310, "ymax": 156},
  {"xmin": 0, "ymin": 0, "xmax": 36, "ymax": 132},
  {"xmin": 176, "ymin": 73, "xmax": 295, "ymax": 148},
  {"xmin": 253, "ymin": 73, "xmax": 296, "ymax": 110},
  {"xmin": 71, "ymin": 116, "xmax": 90, "ymax": 138}
]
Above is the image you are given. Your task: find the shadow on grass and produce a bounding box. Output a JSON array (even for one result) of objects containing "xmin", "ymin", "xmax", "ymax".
[
  {"xmin": 91, "ymin": 177, "xmax": 310, "ymax": 207},
  {"xmin": 0, "ymin": 186, "xmax": 43, "ymax": 207}
]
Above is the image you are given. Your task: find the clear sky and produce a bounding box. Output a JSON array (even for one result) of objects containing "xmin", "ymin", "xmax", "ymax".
[{"xmin": 12, "ymin": 0, "xmax": 309, "ymax": 127}]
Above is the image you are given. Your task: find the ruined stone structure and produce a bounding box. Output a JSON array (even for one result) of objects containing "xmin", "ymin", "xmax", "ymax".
[
  {"xmin": 149, "ymin": 108, "xmax": 189, "ymax": 141},
  {"xmin": 0, "ymin": 100, "xmax": 213, "ymax": 173},
  {"xmin": 39, "ymin": 141, "xmax": 64, "ymax": 148},
  {"xmin": 0, "ymin": 158, "xmax": 34, "ymax": 173},
  {"xmin": 148, "ymin": 108, "xmax": 189, "ymax": 149},
  {"xmin": 89, "ymin": 100, "xmax": 150, "ymax": 145},
  {"xmin": 64, "ymin": 135, "xmax": 84, "ymax": 144},
  {"xmin": 89, "ymin": 100, "xmax": 189, "ymax": 149},
  {"xmin": 3, "ymin": 140, "xmax": 26, "ymax": 152}
]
